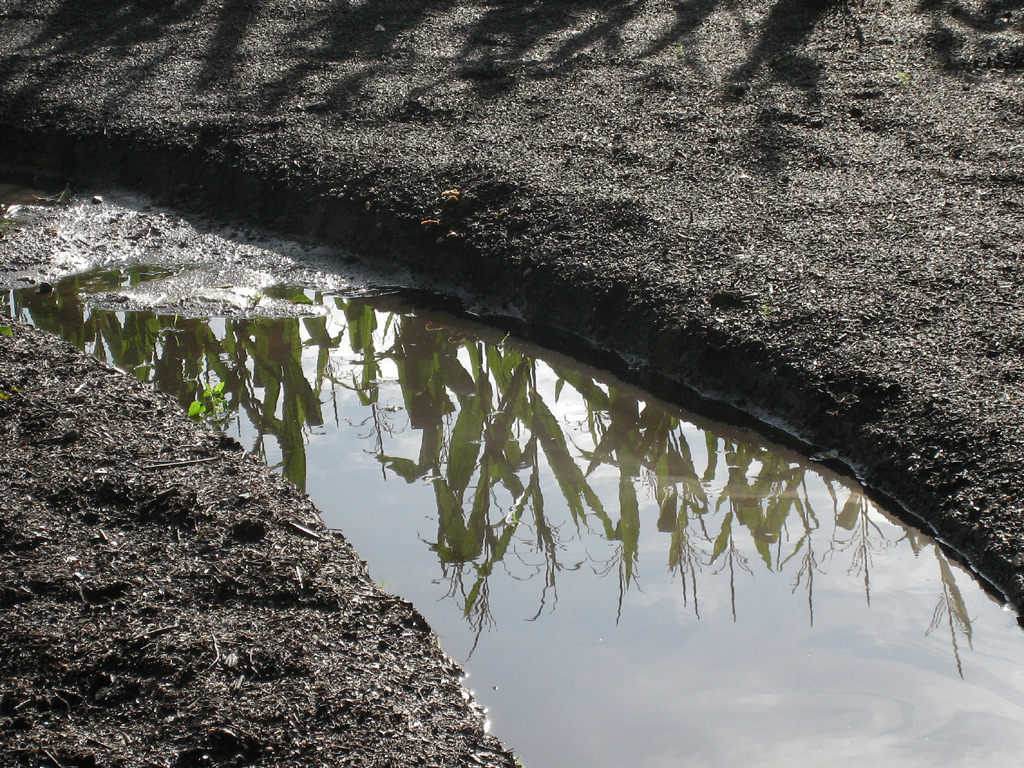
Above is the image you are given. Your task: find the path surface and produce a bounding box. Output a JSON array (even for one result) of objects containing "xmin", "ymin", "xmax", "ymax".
[{"xmin": 1, "ymin": 0, "xmax": 1023, "ymax": 761}]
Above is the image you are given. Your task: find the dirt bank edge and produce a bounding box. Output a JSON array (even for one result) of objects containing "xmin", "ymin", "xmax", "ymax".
[
  {"xmin": 0, "ymin": 319, "xmax": 518, "ymax": 767},
  {"xmin": 2, "ymin": 113, "xmax": 1021, "ymax": 615}
]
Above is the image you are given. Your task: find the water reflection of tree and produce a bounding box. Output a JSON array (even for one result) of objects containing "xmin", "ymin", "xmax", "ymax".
[
  {"xmin": 8, "ymin": 275, "xmax": 975, "ymax": 661},
  {"xmin": 928, "ymin": 546, "xmax": 974, "ymax": 679}
]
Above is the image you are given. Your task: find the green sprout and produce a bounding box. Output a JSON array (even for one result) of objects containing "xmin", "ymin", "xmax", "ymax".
[{"xmin": 189, "ymin": 380, "xmax": 228, "ymax": 420}]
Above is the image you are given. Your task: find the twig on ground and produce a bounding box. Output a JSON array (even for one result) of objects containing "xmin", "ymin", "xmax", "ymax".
[
  {"xmin": 282, "ymin": 520, "xmax": 322, "ymax": 540},
  {"xmin": 130, "ymin": 623, "xmax": 180, "ymax": 643},
  {"xmin": 209, "ymin": 634, "xmax": 222, "ymax": 669},
  {"xmin": 143, "ymin": 457, "xmax": 219, "ymax": 470}
]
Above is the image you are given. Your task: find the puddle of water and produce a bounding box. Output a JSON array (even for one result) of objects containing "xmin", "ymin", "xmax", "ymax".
[
  {"xmin": 0, "ymin": 181, "xmax": 65, "ymax": 237},
  {"xmin": 6, "ymin": 273, "xmax": 1024, "ymax": 768},
  {"xmin": 0, "ymin": 187, "xmax": 373, "ymax": 307},
  {"xmin": 0, "ymin": 181, "xmax": 67, "ymax": 206}
]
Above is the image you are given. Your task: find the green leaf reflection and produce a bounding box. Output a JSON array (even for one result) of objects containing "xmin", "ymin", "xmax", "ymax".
[{"xmin": 4, "ymin": 271, "xmax": 976, "ymax": 668}]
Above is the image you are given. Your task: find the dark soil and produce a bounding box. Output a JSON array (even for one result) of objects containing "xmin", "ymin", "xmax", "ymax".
[
  {"xmin": 0, "ymin": 322, "xmax": 515, "ymax": 767},
  {"xmin": 1, "ymin": 0, "xmax": 1023, "ymax": 763}
]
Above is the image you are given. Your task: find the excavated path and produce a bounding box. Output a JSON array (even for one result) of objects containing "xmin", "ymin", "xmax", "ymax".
[{"xmin": 1, "ymin": 0, "xmax": 1023, "ymax": 763}]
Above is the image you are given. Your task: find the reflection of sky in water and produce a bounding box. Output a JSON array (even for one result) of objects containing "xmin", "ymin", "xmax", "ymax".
[{"xmin": 7, "ymin": 278, "xmax": 1024, "ymax": 768}]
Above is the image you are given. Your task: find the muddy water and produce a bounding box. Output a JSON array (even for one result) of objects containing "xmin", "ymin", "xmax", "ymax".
[{"xmin": 6, "ymin": 270, "xmax": 1024, "ymax": 768}]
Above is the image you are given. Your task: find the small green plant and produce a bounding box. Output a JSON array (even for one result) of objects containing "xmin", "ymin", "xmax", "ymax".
[
  {"xmin": 0, "ymin": 325, "xmax": 12, "ymax": 337},
  {"xmin": 247, "ymin": 291, "xmax": 264, "ymax": 310},
  {"xmin": 189, "ymin": 380, "xmax": 228, "ymax": 419}
]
